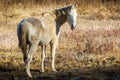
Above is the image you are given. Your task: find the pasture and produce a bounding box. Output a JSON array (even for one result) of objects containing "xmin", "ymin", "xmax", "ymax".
[{"xmin": 0, "ymin": 0, "xmax": 120, "ymax": 80}]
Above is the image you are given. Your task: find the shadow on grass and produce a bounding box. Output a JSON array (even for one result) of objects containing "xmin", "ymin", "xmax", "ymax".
[{"xmin": 0, "ymin": 64, "xmax": 120, "ymax": 80}]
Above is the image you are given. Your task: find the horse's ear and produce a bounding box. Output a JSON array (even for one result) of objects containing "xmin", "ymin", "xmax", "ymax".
[
  {"xmin": 71, "ymin": 5, "xmax": 74, "ymax": 9},
  {"xmin": 75, "ymin": 4, "xmax": 78, "ymax": 9},
  {"xmin": 71, "ymin": 4, "xmax": 78, "ymax": 9},
  {"xmin": 72, "ymin": 4, "xmax": 78, "ymax": 9}
]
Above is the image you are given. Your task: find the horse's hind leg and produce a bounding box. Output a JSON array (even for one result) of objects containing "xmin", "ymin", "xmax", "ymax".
[
  {"xmin": 25, "ymin": 41, "xmax": 38, "ymax": 77},
  {"xmin": 20, "ymin": 46, "xmax": 26, "ymax": 63}
]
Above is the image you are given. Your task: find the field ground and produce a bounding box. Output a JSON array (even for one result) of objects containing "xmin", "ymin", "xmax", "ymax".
[
  {"xmin": 0, "ymin": 51, "xmax": 120, "ymax": 80},
  {"xmin": 0, "ymin": 2, "xmax": 120, "ymax": 80}
]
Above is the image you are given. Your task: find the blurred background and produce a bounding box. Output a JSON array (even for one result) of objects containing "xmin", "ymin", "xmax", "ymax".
[{"xmin": 0, "ymin": 0, "xmax": 120, "ymax": 80}]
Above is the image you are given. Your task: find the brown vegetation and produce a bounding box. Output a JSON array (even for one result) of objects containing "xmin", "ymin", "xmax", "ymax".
[{"xmin": 0, "ymin": 0, "xmax": 120, "ymax": 80}]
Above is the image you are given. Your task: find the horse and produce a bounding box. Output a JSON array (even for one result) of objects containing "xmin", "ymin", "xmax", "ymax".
[{"xmin": 17, "ymin": 5, "xmax": 77, "ymax": 77}]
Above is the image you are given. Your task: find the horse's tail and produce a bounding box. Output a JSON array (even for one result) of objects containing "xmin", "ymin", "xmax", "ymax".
[{"xmin": 17, "ymin": 21, "xmax": 27, "ymax": 61}]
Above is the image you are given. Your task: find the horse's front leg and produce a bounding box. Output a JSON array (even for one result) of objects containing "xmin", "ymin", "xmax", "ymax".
[
  {"xmin": 50, "ymin": 40, "xmax": 58, "ymax": 72},
  {"xmin": 25, "ymin": 41, "xmax": 38, "ymax": 77},
  {"xmin": 40, "ymin": 45, "xmax": 46, "ymax": 72}
]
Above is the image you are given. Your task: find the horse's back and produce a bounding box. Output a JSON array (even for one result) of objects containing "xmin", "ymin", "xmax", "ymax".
[
  {"xmin": 26, "ymin": 18, "xmax": 42, "ymax": 28},
  {"xmin": 17, "ymin": 15, "xmax": 56, "ymax": 46}
]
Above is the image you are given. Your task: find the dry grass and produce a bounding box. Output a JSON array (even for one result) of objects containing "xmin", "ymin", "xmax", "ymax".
[{"xmin": 0, "ymin": 1, "xmax": 120, "ymax": 80}]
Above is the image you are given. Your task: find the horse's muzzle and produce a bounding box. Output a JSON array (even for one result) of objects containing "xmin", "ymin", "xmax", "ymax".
[{"xmin": 71, "ymin": 25, "xmax": 75, "ymax": 30}]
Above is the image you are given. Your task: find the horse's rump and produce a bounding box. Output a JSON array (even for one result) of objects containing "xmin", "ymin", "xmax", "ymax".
[{"xmin": 17, "ymin": 22, "xmax": 27, "ymax": 53}]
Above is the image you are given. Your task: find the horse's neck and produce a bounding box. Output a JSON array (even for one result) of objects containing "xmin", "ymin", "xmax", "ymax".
[
  {"xmin": 40, "ymin": 10, "xmax": 67, "ymax": 35},
  {"xmin": 55, "ymin": 10, "xmax": 67, "ymax": 26},
  {"xmin": 52, "ymin": 10, "xmax": 67, "ymax": 36}
]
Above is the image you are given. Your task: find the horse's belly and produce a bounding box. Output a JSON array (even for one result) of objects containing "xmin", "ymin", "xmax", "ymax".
[{"xmin": 39, "ymin": 37, "xmax": 51, "ymax": 45}]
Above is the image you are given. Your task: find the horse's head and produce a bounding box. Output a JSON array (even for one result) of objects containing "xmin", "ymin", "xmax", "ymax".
[{"xmin": 67, "ymin": 5, "xmax": 78, "ymax": 30}]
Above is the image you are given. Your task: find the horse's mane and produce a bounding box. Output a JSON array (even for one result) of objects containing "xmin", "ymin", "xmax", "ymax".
[
  {"xmin": 40, "ymin": 5, "xmax": 72, "ymax": 18},
  {"xmin": 55, "ymin": 5, "xmax": 71, "ymax": 11},
  {"xmin": 54, "ymin": 5, "xmax": 72, "ymax": 16}
]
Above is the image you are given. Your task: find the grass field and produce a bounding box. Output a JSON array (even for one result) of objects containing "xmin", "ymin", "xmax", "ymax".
[{"xmin": 0, "ymin": 0, "xmax": 120, "ymax": 80}]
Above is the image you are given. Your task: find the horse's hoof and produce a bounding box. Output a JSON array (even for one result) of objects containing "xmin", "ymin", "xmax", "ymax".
[
  {"xmin": 53, "ymin": 69, "xmax": 57, "ymax": 72},
  {"xmin": 26, "ymin": 71, "xmax": 32, "ymax": 78},
  {"xmin": 40, "ymin": 70, "xmax": 45, "ymax": 73},
  {"xmin": 28, "ymin": 74, "xmax": 32, "ymax": 78}
]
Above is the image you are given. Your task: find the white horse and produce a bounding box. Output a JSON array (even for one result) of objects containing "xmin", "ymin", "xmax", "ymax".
[{"xmin": 17, "ymin": 5, "xmax": 77, "ymax": 77}]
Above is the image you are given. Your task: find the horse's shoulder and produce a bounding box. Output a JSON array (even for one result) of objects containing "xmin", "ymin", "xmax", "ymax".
[{"xmin": 26, "ymin": 18, "xmax": 40, "ymax": 23}]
